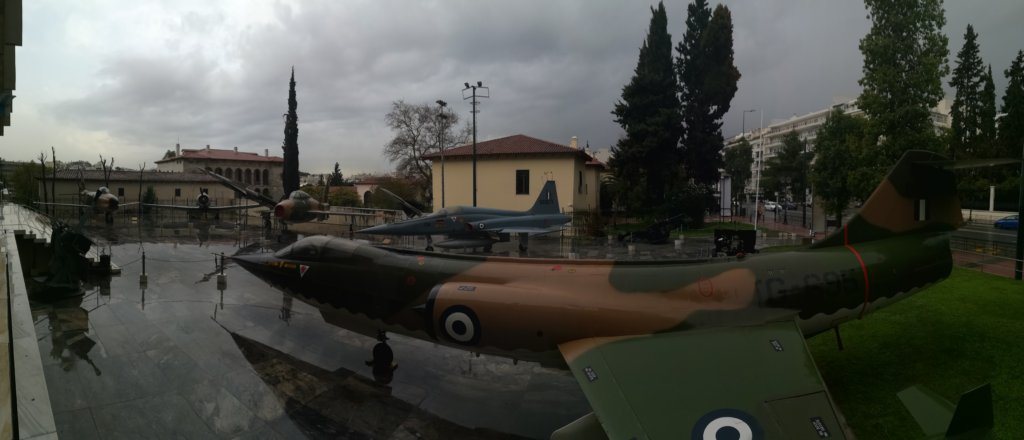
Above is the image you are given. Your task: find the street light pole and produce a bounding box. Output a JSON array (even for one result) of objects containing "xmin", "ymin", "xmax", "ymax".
[
  {"xmin": 742, "ymin": 109, "xmax": 756, "ymax": 138},
  {"xmin": 436, "ymin": 100, "xmax": 448, "ymax": 209},
  {"xmin": 463, "ymin": 81, "xmax": 489, "ymax": 207},
  {"xmin": 753, "ymin": 110, "xmax": 764, "ymax": 233}
]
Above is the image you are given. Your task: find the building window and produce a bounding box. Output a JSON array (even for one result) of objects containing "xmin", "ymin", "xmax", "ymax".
[
  {"xmin": 263, "ymin": 169, "xmax": 269, "ymax": 184},
  {"xmin": 175, "ymin": 188, "xmax": 181, "ymax": 197},
  {"xmin": 225, "ymin": 168, "xmax": 233, "ymax": 179},
  {"xmin": 515, "ymin": 170, "xmax": 529, "ymax": 195},
  {"xmin": 577, "ymin": 171, "xmax": 583, "ymax": 194},
  {"xmin": 117, "ymin": 187, "xmax": 124, "ymax": 196},
  {"xmin": 215, "ymin": 167, "xmax": 223, "ymax": 175},
  {"xmin": 254, "ymin": 170, "xmax": 261, "ymax": 184},
  {"xmin": 245, "ymin": 169, "xmax": 252, "ymax": 184}
]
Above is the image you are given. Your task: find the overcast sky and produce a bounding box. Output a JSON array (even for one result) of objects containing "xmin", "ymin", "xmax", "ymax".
[{"xmin": 1, "ymin": 0, "xmax": 1021, "ymax": 175}]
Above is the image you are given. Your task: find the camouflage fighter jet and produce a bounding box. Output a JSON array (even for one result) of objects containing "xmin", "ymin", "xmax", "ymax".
[
  {"xmin": 202, "ymin": 169, "xmax": 374, "ymax": 225},
  {"xmin": 232, "ymin": 151, "xmax": 993, "ymax": 439},
  {"xmin": 36, "ymin": 186, "xmax": 138, "ymax": 224},
  {"xmin": 143, "ymin": 187, "xmax": 261, "ymax": 219},
  {"xmin": 358, "ymin": 180, "xmax": 570, "ymax": 251}
]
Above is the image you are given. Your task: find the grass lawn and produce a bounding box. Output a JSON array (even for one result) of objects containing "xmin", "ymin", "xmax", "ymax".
[{"xmin": 807, "ymin": 268, "xmax": 1024, "ymax": 438}]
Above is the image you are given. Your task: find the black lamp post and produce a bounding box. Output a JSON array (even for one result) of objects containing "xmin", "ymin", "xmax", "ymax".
[
  {"xmin": 436, "ymin": 100, "xmax": 448, "ymax": 208},
  {"xmin": 462, "ymin": 81, "xmax": 489, "ymax": 207}
]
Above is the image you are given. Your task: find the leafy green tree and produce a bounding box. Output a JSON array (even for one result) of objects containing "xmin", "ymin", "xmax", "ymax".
[
  {"xmin": 999, "ymin": 51, "xmax": 1024, "ymax": 160},
  {"xmin": 858, "ymin": 0, "xmax": 949, "ymax": 165},
  {"xmin": 384, "ymin": 101, "xmax": 469, "ymax": 205},
  {"xmin": 608, "ymin": 2, "xmax": 680, "ymax": 216},
  {"xmin": 329, "ymin": 162, "xmax": 344, "ymax": 186},
  {"xmin": 948, "ymin": 24, "xmax": 986, "ymax": 160},
  {"xmin": 762, "ymin": 131, "xmax": 813, "ymax": 225},
  {"xmin": 676, "ymin": 1, "xmax": 740, "ymax": 189},
  {"xmin": 282, "ymin": 67, "xmax": 300, "ymax": 197},
  {"xmin": 812, "ymin": 110, "xmax": 869, "ymax": 226},
  {"xmin": 722, "ymin": 137, "xmax": 752, "ymax": 204},
  {"xmin": 328, "ymin": 187, "xmax": 361, "ymax": 207},
  {"xmin": 141, "ymin": 186, "xmax": 157, "ymax": 214},
  {"xmin": 10, "ymin": 162, "xmax": 39, "ymax": 205}
]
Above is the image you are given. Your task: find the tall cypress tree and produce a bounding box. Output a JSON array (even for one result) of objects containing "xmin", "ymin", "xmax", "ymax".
[
  {"xmin": 979, "ymin": 64, "xmax": 997, "ymax": 155},
  {"xmin": 1000, "ymin": 51, "xmax": 1024, "ymax": 160},
  {"xmin": 282, "ymin": 67, "xmax": 300, "ymax": 197},
  {"xmin": 859, "ymin": 0, "xmax": 949, "ymax": 162},
  {"xmin": 949, "ymin": 24, "xmax": 985, "ymax": 160},
  {"xmin": 676, "ymin": 1, "xmax": 740, "ymax": 187},
  {"xmin": 609, "ymin": 2, "xmax": 680, "ymax": 214}
]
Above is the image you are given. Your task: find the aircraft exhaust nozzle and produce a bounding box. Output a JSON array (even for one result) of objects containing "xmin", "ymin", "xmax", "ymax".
[
  {"xmin": 109, "ymin": 199, "xmax": 119, "ymax": 211},
  {"xmin": 274, "ymin": 205, "xmax": 286, "ymax": 219}
]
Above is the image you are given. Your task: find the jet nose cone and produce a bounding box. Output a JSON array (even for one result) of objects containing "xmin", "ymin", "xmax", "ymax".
[
  {"xmin": 358, "ymin": 224, "xmax": 388, "ymax": 234},
  {"xmin": 109, "ymin": 199, "xmax": 119, "ymax": 210}
]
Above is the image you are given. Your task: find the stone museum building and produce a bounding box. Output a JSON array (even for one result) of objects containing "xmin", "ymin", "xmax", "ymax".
[{"xmin": 155, "ymin": 144, "xmax": 285, "ymax": 200}]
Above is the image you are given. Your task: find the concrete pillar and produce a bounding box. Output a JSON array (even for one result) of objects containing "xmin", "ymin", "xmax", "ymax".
[{"xmin": 989, "ymin": 185, "xmax": 996, "ymax": 212}]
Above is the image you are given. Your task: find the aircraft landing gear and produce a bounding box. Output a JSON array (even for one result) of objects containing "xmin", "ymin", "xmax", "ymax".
[
  {"xmin": 425, "ymin": 235, "xmax": 434, "ymax": 252},
  {"xmin": 517, "ymin": 233, "xmax": 529, "ymax": 253},
  {"xmin": 365, "ymin": 330, "xmax": 397, "ymax": 384},
  {"xmin": 104, "ymin": 212, "xmax": 114, "ymax": 224}
]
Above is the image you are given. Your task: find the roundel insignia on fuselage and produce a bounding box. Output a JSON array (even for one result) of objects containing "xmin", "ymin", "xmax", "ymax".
[
  {"xmin": 691, "ymin": 409, "xmax": 762, "ymax": 440},
  {"xmin": 439, "ymin": 305, "xmax": 481, "ymax": 346}
]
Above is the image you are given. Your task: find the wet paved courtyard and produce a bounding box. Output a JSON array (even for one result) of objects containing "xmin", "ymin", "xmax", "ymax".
[
  {"xmin": 5, "ymin": 204, "xmax": 771, "ymax": 439},
  {"xmin": 32, "ymin": 236, "xmax": 595, "ymax": 439}
]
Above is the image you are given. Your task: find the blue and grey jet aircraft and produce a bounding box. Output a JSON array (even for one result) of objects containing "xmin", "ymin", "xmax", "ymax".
[{"xmin": 359, "ymin": 180, "xmax": 570, "ymax": 251}]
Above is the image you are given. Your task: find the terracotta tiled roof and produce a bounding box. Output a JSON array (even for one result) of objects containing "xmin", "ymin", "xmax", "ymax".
[
  {"xmin": 423, "ymin": 134, "xmax": 591, "ymax": 160},
  {"xmin": 43, "ymin": 170, "xmax": 219, "ymax": 183},
  {"xmin": 155, "ymin": 148, "xmax": 283, "ymax": 163},
  {"xmin": 585, "ymin": 157, "xmax": 607, "ymax": 169}
]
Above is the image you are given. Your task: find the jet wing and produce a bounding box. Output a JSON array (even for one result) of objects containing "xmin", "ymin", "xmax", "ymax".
[
  {"xmin": 143, "ymin": 203, "xmax": 200, "ymax": 210},
  {"xmin": 201, "ymin": 169, "xmax": 278, "ymax": 207},
  {"xmin": 555, "ymin": 320, "xmax": 848, "ymax": 440},
  {"xmin": 307, "ymin": 210, "xmax": 377, "ymax": 217},
  {"xmin": 489, "ymin": 225, "xmax": 565, "ymax": 234},
  {"xmin": 34, "ymin": 202, "xmax": 88, "ymax": 208}
]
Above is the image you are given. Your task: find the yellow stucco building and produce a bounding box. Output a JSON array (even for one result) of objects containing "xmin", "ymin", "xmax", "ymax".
[{"xmin": 424, "ymin": 134, "xmax": 605, "ymax": 214}]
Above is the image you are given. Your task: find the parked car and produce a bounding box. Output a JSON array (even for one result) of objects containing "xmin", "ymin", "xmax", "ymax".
[
  {"xmin": 763, "ymin": 201, "xmax": 779, "ymax": 212},
  {"xmin": 994, "ymin": 215, "xmax": 1019, "ymax": 230},
  {"xmin": 781, "ymin": 201, "xmax": 797, "ymax": 210}
]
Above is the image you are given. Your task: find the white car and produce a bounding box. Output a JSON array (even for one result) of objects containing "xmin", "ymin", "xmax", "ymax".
[{"xmin": 763, "ymin": 201, "xmax": 779, "ymax": 212}]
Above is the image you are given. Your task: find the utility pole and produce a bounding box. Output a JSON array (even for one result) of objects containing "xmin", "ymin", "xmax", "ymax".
[
  {"xmin": 1015, "ymin": 141, "xmax": 1023, "ymax": 280},
  {"xmin": 436, "ymin": 100, "xmax": 448, "ymax": 209},
  {"xmin": 753, "ymin": 110, "xmax": 764, "ymax": 232},
  {"xmin": 462, "ymin": 81, "xmax": 489, "ymax": 207}
]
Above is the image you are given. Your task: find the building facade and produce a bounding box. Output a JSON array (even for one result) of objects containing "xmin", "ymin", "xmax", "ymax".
[
  {"xmin": 423, "ymin": 134, "xmax": 605, "ymax": 214},
  {"xmin": 2, "ymin": 0, "xmax": 23, "ymax": 134},
  {"xmin": 37, "ymin": 169, "xmax": 242, "ymax": 208},
  {"xmin": 724, "ymin": 98, "xmax": 952, "ymax": 196},
  {"xmin": 155, "ymin": 144, "xmax": 285, "ymax": 200}
]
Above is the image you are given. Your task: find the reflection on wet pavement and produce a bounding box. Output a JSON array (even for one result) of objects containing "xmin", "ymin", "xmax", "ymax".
[{"xmin": 31, "ymin": 231, "xmax": 593, "ymax": 439}]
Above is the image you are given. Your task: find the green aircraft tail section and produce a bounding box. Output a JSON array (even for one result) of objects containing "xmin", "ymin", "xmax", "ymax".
[
  {"xmin": 812, "ymin": 150, "xmax": 963, "ymax": 248},
  {"xmin": 897, "ymin": 383, "xmax": 993, "ymax": 439}
]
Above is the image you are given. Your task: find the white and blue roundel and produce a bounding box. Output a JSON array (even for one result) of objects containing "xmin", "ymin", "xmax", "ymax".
[
  {"xmin": 691, "ymin": 409, "xmax": 762, "ymax": 440},
  {"xmin": 440, "ymin": 305, "xmax": 481, "ymax": 346}
]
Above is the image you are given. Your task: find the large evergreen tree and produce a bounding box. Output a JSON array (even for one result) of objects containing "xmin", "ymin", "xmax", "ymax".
[
  {"xmin": 949, "ymin": 24, "xmax": 986, "ymax": 160},
  {"xmin": 282, "ymin": 67, "xmax": 300, "ymax": 198},
  {"xmin": 761, "ymin": 131, "xmax": 813, "ymax": 225},
  {"xmin": 812, "ymin": 109, "xmax": 869, "ymax": 225},
  {"xmin": 999, "ymin": 51, "xmax": 1024, "ymax": 160},
  {"xmin": 676, "ymin": 1, "xmax": 740, "ymax": 188},
  {"xmin": 609, "ymin": 2, "xmax": 680, "ymax": 215},
  {"xmin": 722, "ymin": 137, "xmax": 752, "ymax": 205},
  {"xmin": 858, "ymin": 0, "xmax": 949, "ymax": 163},
  {"xmin": 980, "ymin": 65, "xmax": 998, "ymax": 151}
]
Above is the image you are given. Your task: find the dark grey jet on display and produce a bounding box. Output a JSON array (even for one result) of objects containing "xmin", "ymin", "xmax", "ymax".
[
  {"xmin": 143, "ymin": 187, "xmax": 261, "ymax": 219},
  {"xmin": 359, "ymin": 181, "xmax": 570, "ymax": 251}
]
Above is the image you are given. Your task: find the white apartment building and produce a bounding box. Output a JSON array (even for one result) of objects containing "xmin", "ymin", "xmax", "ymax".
[{"xmin": 725, "ymin": 97, "xmax": 952, "ymax": 196}]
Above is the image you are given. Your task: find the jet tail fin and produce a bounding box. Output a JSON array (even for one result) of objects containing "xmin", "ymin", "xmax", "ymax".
[
  {"xmin": 898, "ymin": 383, "xmax": 993, "ymax": 439},
  {"xmin": 529, "ymin": 180, "xmax": 560, "ymax": 214},
  {"xmin": 812, "ymin": 150, "xmax": 962, "ymax": 248}
]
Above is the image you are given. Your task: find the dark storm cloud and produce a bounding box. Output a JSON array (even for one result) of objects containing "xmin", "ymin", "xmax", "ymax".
[{"xmin": 44, "ymin": 1, "xmax": 1024, "ymax": 173}]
